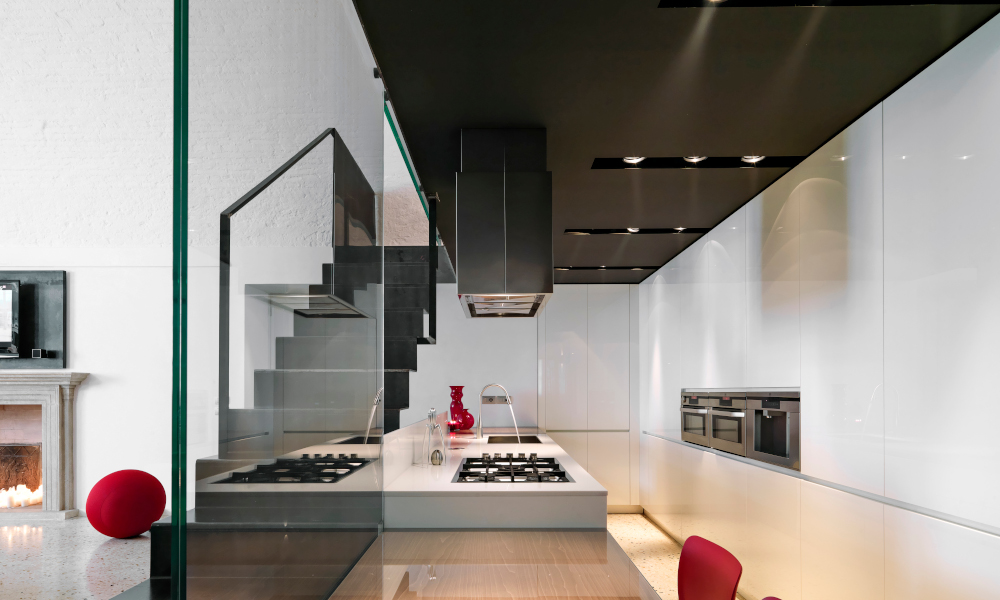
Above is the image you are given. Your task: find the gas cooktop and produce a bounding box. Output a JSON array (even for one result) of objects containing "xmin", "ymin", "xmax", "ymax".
[
  {"xmin": 213, "ymin": 453, "xmax": 373, "ymax": 484},
  {"xmin": 454, "ymin": 453, "xmax": 573, "ymax": 483}
]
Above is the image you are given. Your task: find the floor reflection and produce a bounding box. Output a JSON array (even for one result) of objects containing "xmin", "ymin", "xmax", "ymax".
[{"xmin": 332, "ymin": 530, "xmax": 659, "ymax": 600}]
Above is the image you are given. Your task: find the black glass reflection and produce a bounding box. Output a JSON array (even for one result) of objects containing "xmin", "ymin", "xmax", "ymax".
[{"xmin": 754, "ymin": 410, "xmax": 789, "ymax": 458}]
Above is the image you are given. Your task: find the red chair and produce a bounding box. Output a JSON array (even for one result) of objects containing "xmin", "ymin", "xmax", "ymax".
[{"xmin": 678, "ymin": 535, "xmax": 743, "ymax": 600}]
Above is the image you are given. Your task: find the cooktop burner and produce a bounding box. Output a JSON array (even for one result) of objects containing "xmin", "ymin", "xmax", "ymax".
[
  {"xmin": 454, "ymin": 453, "xmax": 573, "ymax": 483},
  {"xmin": 213, "ymin": 453, "xmax": 373, "ymax": 484}
]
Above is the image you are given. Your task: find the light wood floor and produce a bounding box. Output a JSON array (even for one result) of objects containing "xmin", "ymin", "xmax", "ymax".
[{"xmin": 332, "ymin": 529, "xmax": 661, "ymax": 600}]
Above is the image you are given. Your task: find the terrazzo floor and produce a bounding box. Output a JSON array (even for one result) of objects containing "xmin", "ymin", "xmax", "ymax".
[
  {"xmin": 606, "ymin": 513, "xmax": 745, "ymax": 600},
  {"xmin": 0, "ymin": 517, "xmax": 150, "ymax": 600}
]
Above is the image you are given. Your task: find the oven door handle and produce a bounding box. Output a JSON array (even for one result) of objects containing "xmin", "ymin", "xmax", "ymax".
[
  {"xmin": 682, "ymin": 408, "xmax": 708, "ymax": 414},
  {"xmin": 712, "ymin": 411, "xmax": 745, "ymax": 418}
]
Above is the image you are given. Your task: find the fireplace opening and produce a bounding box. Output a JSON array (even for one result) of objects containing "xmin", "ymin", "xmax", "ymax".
[{"xmin": 0, "ymin": 405, "xmax": 43, "ymax": 509}]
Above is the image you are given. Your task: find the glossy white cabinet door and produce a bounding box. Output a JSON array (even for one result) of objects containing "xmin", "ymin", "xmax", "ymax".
[
  {"xmin": 544, "ymin": 285, "xmax": 588, "ymax": 431},
  {"xmin": 587, "ymin": 285, "xmax": 630, "ymax": 431},
  {"xmin": 884, "ymin": 16, "xmax": 1000, "ymax": 528},
  {"xmin": 885, "ymin": 506, "xmax": 1000, "ymax": 600},
  {"xmin": 705, "ymin": 208, "xmax": 747, "ymax": 389},
  {"xmin": 680, "ymin": 237, "xmax": 713, "ymax": 389},
  {"xmin": 588, "ymin": 431, "xmax": 630, "ymax": 505},
  {"xmin": 799, "ymin": 106, "xmax": 885, "ymax": 495},
  {"xmin": 746, "ymin": 190, "xmax": 801, "ymax": 388},
  {"xmin": 743, "ymin": 465, "xmax": 801, "ymax": 600},
  {"xmin": 642, "ymin": 261, "xmax": 684, "ymax": 440},
  {"xmin": 548, "ymin": 431, "xmax": 588, "ymax": 470},
  {"xmin": 801, "ymin": 482, "xmax": 884, "ymax": 600}
]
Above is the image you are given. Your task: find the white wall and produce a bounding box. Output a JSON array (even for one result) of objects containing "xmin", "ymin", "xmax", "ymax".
[
  {"xmin": 0, "ymin": 0, "xmax": 386, "ymax": 509},
  {"xmin": 640, "ymin": 13, "xmax": 1000, "ymax": 600},
  {"xmin": 1, "ymin": 2, "xmax": 174, "ymax": 510},
  {"xmin": 403, "ymin": 283, "xmax": 538, "ymax": 430}
]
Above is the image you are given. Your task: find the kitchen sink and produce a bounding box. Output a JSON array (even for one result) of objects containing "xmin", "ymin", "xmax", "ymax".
[
  {"xmin": 487, "ymin": 435, "xmax": 543, "ymax": 444},
  {"xmin": 334, "ymin": 436, "xmax": 381, "ymax": 444}
]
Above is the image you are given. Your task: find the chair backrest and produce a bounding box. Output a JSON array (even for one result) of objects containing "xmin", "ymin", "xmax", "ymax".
[{"xmin": 677, "ymin": 536, "xmax": 743, "ymax": 600}]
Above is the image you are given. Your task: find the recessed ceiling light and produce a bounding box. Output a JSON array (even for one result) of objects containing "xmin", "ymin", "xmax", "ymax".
[
  {"xmin": 674, "ymin": 227, "xmax": 686, "ymax": 231},
  {"xmin": 959, "ymin": 155, "xmax": 972, "ymax": 160},
  {"xmin": 741, "ymin": 155, "xmax": 765, "ymax": 164},
  {"xmin": 599, "ymin": 266, "xmax": 606, "ymax": 270},
  {"xmin": 566, "ymin": 231, "xmax": 590, "ymax": 235},
  {"xmin": 622, "ymin": 157, "xmax": 646, "ymax": 165},
  {"xmin": 683, "ymin": 156, "xmax": 707, "ymax": 163},
  {"xmin": 631, "ymin": 267, "xmax": 643, "ymax": 271},
  {"xmin": 555, "ymin": 267, "xmax": 569, "ymax": 271},
  {"xmin": 627, "ymin": 227, "xmax": 640, "ymax": 233},
  {"xmin": 831, "ymin": 155, "xmax": 847, "ymax": 162}
]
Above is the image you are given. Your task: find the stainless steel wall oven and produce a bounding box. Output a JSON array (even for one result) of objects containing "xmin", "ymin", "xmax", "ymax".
[
  {"xmin": 708, "ymin": 394, "xmax": 746, "ymax": 457},
  {"xmin": 746, "ymin": 392, "xmax": 800, "ymax": 471},
  {"xmin": 680, "ymin": 389, "xmax": 800, "ymax": 471},
  {"xmin": 680, "ymin": 393, "xmax": 710, "ymax": 447}
]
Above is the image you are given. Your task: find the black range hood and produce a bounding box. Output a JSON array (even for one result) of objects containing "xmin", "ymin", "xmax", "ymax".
[{"xmin": 456, "ymin": 129, "xmax": 553, "ymax": 318}]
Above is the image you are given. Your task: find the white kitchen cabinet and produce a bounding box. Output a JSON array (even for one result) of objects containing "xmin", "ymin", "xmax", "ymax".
[
  {"xmin": 746, "ymin": 191, "xmax": 800, "ymax": 388},
  {"xmin": 883, "ymin": 15, "xmax": 1000, "ymax": 529},
  {"xmin": 743, "ymin": 465, "xmax": 802, "ymax": 600},
  {"xmin": 547, "ymin": 431, "xmax": 587, "ymax": 470},
  {"xmin": 799, "ymin": 105, "xmax": 885, "ymax": 495},
  {"xmin": 801, "ymin": 482, "xmax": 885, "ymax": 600},
  {"xmin": 587, "ymin": 431, "xmax": 630, "ymax": 505},
  {"xmin": 680, "ymin": 237, "xmax": 713, "ymax": 389},
  {"xmin": 705, "ymin": 208, "xmax": 747, "ymax": 389},
  {"xmin": 544, "ymin": 285, "xmax": 588, "ymax": 431},
  {"xmin": 642, "ymin": 260, "xmax": 684, "ymax": 440},
  {"xmin": 587, "ymin": 285, "xmax": 630, "ymax": 431},
  {"xmin": 885, "ymin": 505, "xmax": 1000, "ymax": 600}
]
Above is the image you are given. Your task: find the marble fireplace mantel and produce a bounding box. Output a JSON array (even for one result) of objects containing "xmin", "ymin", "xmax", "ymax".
[{"xmin": 0, "ymin": 372, "xmax": 88, "ymax": 520}]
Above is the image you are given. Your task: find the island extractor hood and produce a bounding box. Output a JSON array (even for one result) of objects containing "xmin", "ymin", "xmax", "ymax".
[{"xmin": 456, "ymin": 129, "xmax": 552, "ymax": 318}]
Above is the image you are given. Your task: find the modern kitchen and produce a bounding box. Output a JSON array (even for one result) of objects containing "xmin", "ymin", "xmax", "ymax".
[{"xmin": 3, "ymin": 2, "xmax": 1000, "ymax": 600}]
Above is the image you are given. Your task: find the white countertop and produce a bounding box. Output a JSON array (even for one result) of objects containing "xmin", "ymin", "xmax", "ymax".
[{"xmin": 384, "ymin": 433, "xmax": 607, "ymax": 497}]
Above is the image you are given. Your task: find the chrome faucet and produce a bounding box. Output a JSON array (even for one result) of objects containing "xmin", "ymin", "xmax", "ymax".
[
  {"xmin": 477, "ymin": 383, "xmax": 520, "ymax": 442},
  {"xmin": 363, "ymin": 387, "xmax": 383, "ymax": 445}
]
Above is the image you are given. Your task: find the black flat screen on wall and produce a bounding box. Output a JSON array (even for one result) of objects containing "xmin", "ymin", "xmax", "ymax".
[
  {"xmin": 0, "ymin": 281, "xmax": 18, "ymax": 356},
  {"xmin": 0, "ymin": 271, "xmax": 66, "ymax": 369}
]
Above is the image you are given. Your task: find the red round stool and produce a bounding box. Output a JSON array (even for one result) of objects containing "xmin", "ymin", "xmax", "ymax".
[{"xmin": 86, "ymin": 470, "xmax": 165, "ymax": 538}]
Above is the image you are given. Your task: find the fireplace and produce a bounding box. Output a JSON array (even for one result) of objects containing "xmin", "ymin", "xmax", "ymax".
[
  {"xmin": 1, "ymin": 405, "xmax": 43, "ymax": 508},
  {"xmin": 0, "ymin": 372, "xmax": 87, "ymax": 520}
]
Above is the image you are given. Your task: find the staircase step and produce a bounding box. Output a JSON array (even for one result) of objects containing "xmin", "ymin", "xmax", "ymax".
[
  {"xmin": 245, "ymin": 284, "xmax": 370, "ymax": 319},
  {"xmin": 383, "ymin": 371, "xmax": 410, "ymax": 411},
  {"xmin": 385, "ymin": 337, "xmax": 417, "ymax": 371},
  {"xmin": 384, "ymin": 309, "xmax": 425, "ymax": 338},
  {"xmin": 293, "ymin": 314, "xmax": 374, "ymax": 337},
  {"xmin": 385, "ymin": 284, "xmax": 430, "ymax": 311},
  {"xmin": 275, "ymin": 336, "xmax": 375, "ymax": 370}
]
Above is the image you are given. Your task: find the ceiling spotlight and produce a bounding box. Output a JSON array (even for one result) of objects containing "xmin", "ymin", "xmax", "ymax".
[
  {"xmin": 555, "ymin": 267, "xmax": 570, "ymax": 271},
  {"xmin": 631, "ymin": 267, "xmax": 644, "ymax": 271},
  {"xmin": 683, "ymin": 156, "xmax": 707, "ymax": 163},
  {"xmin": 959, "ymin": 155, "xmax": 972, "ymax": 160},
  {"xmin": 627, "ymin": 227, "xmax": 640, "ymax": 233},
  {"xmin": 674, "ymin": 227, "xmax": 686, "ymax": 232},
  {"xmin": 566, "ymin": 231, "xmax": 590, "ymax": 235},
  {"xmin": 831, "ymin": 155, "xmax": 848, "ymax": 162},
  {"xmin": 599, "ymin": 266, "xmax": 607, "ymax": 270},
  {"xmin": 622, "ymin": 157, "xmax": 646, "ymax": 165},
  {"xmin": 741, "ymin": 155, "xmax": 765, "ymax": 164}
]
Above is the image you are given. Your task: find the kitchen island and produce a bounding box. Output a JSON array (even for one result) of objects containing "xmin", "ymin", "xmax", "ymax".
[{"xmin": 383, "ymin": 431, "xmax": 607, "ymax": 529}]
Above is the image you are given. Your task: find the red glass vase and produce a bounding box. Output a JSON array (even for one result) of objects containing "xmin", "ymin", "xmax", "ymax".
[{"xmin": 449, "ymin": 386, "xmax": 465, "ymax": 425}]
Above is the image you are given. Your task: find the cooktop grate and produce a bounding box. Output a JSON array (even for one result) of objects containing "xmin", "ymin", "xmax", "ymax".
[
  {"xmin": 454, "ymin": 453, "xmax": 573, "ymax": 483},
  {"xmin": 213, "ymin": 453, "xmax": 373, "ymax": 484}
]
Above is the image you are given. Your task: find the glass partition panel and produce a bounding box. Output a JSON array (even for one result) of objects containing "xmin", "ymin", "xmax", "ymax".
[{"xmin": 177, "ymin": 2, "xmax": 387, "ymax": 597}]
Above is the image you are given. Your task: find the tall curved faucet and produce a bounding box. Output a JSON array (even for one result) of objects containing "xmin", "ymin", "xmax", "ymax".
[
  {"xmin": 478, "ymin": 383, "xmax": 520, "ymax": 443},
  {"xmin": 363, "ymin": 387, "xmax": 384, "ymax": 445}
]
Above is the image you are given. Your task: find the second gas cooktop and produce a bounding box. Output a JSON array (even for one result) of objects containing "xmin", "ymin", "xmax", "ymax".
[{"xmin": 453, "ymin": 453, "xmax": 574, "ymax": 483}]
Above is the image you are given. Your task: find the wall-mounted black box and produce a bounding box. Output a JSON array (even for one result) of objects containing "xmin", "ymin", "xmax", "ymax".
[{"xmin": 0, "ymin": 271, "xmax": 66, "ymax": 369}]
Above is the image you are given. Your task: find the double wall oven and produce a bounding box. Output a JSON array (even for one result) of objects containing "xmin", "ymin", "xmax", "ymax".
[{"xmin": 681, "ymin": 389, "xmax": 800, "ymax": 471}]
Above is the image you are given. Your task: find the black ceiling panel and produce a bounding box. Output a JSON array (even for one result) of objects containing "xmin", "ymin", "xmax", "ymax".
[{"xmin": 355, "ymin": 1, "xmax": 1000, "ymax": 283}]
